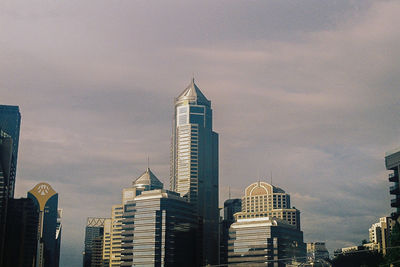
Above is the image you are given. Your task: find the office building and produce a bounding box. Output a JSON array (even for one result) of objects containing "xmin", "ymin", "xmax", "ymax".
[
  {"xmin": 102, "ymin": 218, "xmax": 112, "ymax": 267},
  {"xmin": 2, "ymin": 198, "xmax": 39, "ymax": 267},
  {"xmin": 0, "ymin": 130, "xmax": 13, "ymax": 261},
  {"xmin": 220, "ymin": 198, "xmax": 242, "ymax": 265},
  {"xmin": 368, "ymin": 216, "xmax": 394, "ymax": 255},
  {"xmin": 228, "ymin": 217, "xmax": 306, "ymax": 267},
  {"xmin": 228, "ymin": 181, "xmax": 306, "ymax": 266},
  {"xmin": 28, "ymin": 182, "xmax": 61, "ymax": 267},
  {"xmin": 120, "ymin": 168, "xmax": 163, "ymax": 267},
  {"xmin": 0, "ymin": 105, "xmax": 21, "ymax": 199},
  {"xmin": 385, "ymin": 148, "xmax": 400, "ymax": 220},
  {"xmin": 234, "ymin": 181, "xmax": 301, "ymax": 230},
  {"xmin": 110, "ymin": 205, "xmax": 123, "ymax": 267},
  {"xmin": 132, "ymin": 189, "xmax": 197, "ymax": 267},
  {"xmin": 170, "ymin": 79, "xmax": 219, "ymax": 265},
  {"xmin": 307, "ymin": 242, "xmax": 329, "ymax": 261},
  {"xmin": 83, "ymin": 217, "xmax": 108, "ymax": 267}
]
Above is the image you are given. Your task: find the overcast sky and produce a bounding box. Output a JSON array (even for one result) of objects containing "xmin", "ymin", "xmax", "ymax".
[{"xmin": 2, "ymin": 0, "xmax": 400, "ymax": 266}]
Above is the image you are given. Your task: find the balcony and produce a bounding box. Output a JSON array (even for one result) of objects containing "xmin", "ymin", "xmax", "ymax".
[
  {"xmin": 390, "ymin": 185, "xmax": 400, "ymax": 195},
  {"xmin": 389, "ymin": 173, "xmax": 399, "ymax": 182},
  {"xmin": 391, "ymin": 198, "xmax": 400, "ymax": 208}
]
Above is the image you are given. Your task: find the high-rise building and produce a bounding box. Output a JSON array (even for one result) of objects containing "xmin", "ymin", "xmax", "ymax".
[
  {"xmin": 234, "ymin": 181, "xmax": 300, "ymax": 230},
  {"xmin": 228, "ymin": 181, "xmax": 306, "ymax": 266},
  {"xmin": 306, "ymin": 242, "xmax": 329, "ymax": 261},
  {"xmin": 220, "ymin": 198, "xmax": 242, "ymax": 265},
  {"xmin": 0, "ymin": 105, "xmax": 21, "ymax": 199},
  {"xmin": 110, "ymin": 204, "xmax": 123, "ymax": 267},
  {"xmin": 0, "ymin": 130, "xmax": 13, "ymax": 260},
  {"xmin": 131, "ymin": 189, "xmax": 198, "ymax": 267},
  {"xmin": 28, "ymin": 182, "xmax": 61, "ymax": 267},
  {"xmin": 83, "ymin": 217, "xmax": 108, "ymax": 267},
  {"xmin": 228, "ymin": 217, "xmax": 306, "ymax": 267},
  {"xmin": 368, "ymin": 217, "xmax": 394, "ymax": 255},
  {"xmin": 102, "ymin": 218, "xmax": 112, "ymax": 267},
  {"xmin": 385, "ymin": 148, "xmax": 400, "ymax": 220},
  {"xmin": 170, "ymin": 79, "xmax": 219, "ymax": 265},
  {"xmin": 120, "ymin": 168, "xmax": 163, "ymax": 267},
  {"xmin": 2, "ymin": 198, "xmax": 39, "ymax": 267}
]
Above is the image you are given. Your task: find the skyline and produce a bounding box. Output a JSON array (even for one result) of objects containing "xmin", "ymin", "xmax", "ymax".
[{"xmin": 2, "ymin": 1, "xmax": 400, "ymax": 266}]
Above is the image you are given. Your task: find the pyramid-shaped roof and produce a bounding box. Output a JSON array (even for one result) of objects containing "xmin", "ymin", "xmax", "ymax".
[
  {"xmin": 132, "ymin": 168, "xmax": 163, "ymax": 190},
  {"xmin": 176, "ymin": 78, "xmax": 210, "ymax": 106}
]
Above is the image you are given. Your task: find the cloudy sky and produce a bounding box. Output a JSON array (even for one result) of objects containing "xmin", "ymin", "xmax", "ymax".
[{"xmin": 2, "ymin": 0, "xmax": 400, "ymax": 265}]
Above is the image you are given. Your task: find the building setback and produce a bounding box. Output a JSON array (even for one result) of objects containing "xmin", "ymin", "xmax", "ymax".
[{"xmin": 170, "ymin": 79, "xmax": 219, "ymax": 265}]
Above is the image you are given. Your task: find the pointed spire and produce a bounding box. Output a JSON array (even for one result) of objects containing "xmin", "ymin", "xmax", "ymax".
[{"xmin": 175, "ymin": 78, "xmax": 210, "ymax": 107}]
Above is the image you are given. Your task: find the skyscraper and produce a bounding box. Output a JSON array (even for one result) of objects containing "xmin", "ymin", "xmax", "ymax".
[
  {"xmin": 170, "ymin": 79, "xmax": 219, "ymax": 265},
  {"xmin": 234, "ymin": 181, "xmax": 300, "ymax": 230},
  {"xmin": 220, "ymin": 198, "xmax": 242, "ymax": 265},
  {"xmin": 385, "ymin": 148, "xmax": 400, "ymax": 220},
  {"xmin": 83, "ymin": 217, "xmax": 108, "ymax": 267},
  {"xmin": 28, "ymin": 182, "xmax": 61, "ymax": 267},
  {"xmin": 228, "ymin": 181, "xmax": 306, "ymax": 266},
  {"xmin": 0, "ymin": 130, "xmax": 13, "ymax": 261},
  {"xmin": 0, "ymin": 105, "xmax": 21, "ymax": 262},
  {"xmin": 131, "ymin": 189, "xmax": 197, "ymax": 267},
  {"xmin": 0, "ymin": 105, "xmax": 21, "ymax": 199}
]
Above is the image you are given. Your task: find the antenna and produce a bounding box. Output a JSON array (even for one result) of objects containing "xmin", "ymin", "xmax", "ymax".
[
  {"xmin": 270, "ymin": 171, "xmax": 273, "ymax": 185},
  {"xmin": 229, "ymin": 186, "xmax": 231, "ymax": 200},
  {"xmin": 147, "ymin": 156, "xmax": 149, "ymax": 169}
]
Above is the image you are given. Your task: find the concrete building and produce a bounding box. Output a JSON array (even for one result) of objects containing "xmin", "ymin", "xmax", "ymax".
[
  {"xmin": 368, "ymin": 216, "xmax": 394, "ymax": 255},
  {"xmin": 83, "ymin": 217, "xmax": 108, "ymax": 267},
  {"xmin": 234, "ymin": 181, "xmax": 300, "ymax": 230},
  {"xmin": 385, "ymin": 148, "xmax": 400, "ymax": 220},
  {"xmin": 102, "ymin": 219, "xmax": 112, "ymax": 267},
  {"xmin": 28, "ymin": 182, "xmax": 61, "ymax": 267},
  {"xmin": 307, "ymin": 242, "xmax": 329, "ymax": 261},
  {"xmin": 110, "ymin": 205, "xmax": 123, "ymax": 267},
  {"xmin": 170, "ymin": 79, "xmax": 219, "ymax": 265},
  {"xmin": 228, "ymin": 181, "xmax": 306, "ymax": 266},
  {"xmin": 228, "ymin": 217, "xmax": 306, "ymax": 267},
  {"xmin": 131, "ymin": 189, "xmax": 197, "ymax": 267}
]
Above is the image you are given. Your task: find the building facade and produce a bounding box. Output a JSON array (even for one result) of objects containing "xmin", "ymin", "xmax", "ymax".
[
  {"xmin": 83, "ymin": 217, "xmax": 108, "ymax": 267},
  {"xmin": 306, "ymin": 242, "xmax": 329, "ymax": 261},
  {"xmin": 120, "ymin": 168, "xmax": 163, "ymax": 267},
  {"xmin": 28, "ymin": 182, "xmax": 61, "ymax": 267},
  {"xmin": 2, "ymin": 198, "xmax": 39, "ymax": 267},
  {"xmin": 0, "ymin": 130, "xmax": 13, "ymax": 260},
  {"xmin": 228, "ymin": 217, "xmax": 306, "ymax": 267},
  {"xmin": 234, "ymin": 182, "xmax": 300, "ymax": 230},
  {"xmin": 220, "ymin": 199, "xmax": 242, "ymax": 265},
  {"xmin": 102, "ymin": 219, "xmax": 112, "ymax": 267},
  {"xmin": 170, "ymin": 79, "xmax": 219, "ymax": 265},
  {"xmin": 385, "ymin": 148, "xmax": 400, "ymax": 220},
  {"xmin": 131, "ymin": 189, "xmax": 197, "ymax": 267},
  {"xmin": 368, "ymin": 216, "xmax": 394, "ymax": 255}
]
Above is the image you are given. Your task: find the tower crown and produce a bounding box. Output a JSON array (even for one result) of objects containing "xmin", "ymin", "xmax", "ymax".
[
  {"xmin": 175, "ymin": 79, "xmax": 210, "ymax": 107},
  {"xmin": 132, "ymin": 168, "xmax": 163, "ymax": 191}
]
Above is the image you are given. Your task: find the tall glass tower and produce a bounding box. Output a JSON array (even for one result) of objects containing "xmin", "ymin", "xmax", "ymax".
[{"xmin": 170, "ymin": 79, "xmax": 219, "ymax": 265}]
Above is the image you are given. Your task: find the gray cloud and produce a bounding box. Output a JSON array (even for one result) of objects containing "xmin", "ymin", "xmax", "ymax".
[{"xmin": 1, "ymin": 0, "xmax": 400, "ymax": 265}]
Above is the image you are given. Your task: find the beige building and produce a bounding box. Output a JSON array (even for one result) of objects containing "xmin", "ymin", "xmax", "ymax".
[
  {"xmin": 368, "ymin": 216, "xmax": 394, "ymax": 255},
  {"xmin": 234, "ymin": 181, "xmax": 300, "ymax": 229},
  {"xmin": 110, "ymin": 205, "xmax": 123, "ymax": 266},
  {"xmin": 102, "ymin": 218, "xmax": 112, "ymax": 266}
]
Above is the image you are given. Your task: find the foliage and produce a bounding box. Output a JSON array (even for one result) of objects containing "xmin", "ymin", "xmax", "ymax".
[{"xmin": 332, "ymin": 250, "xmax": 384, "ymax": 267}]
